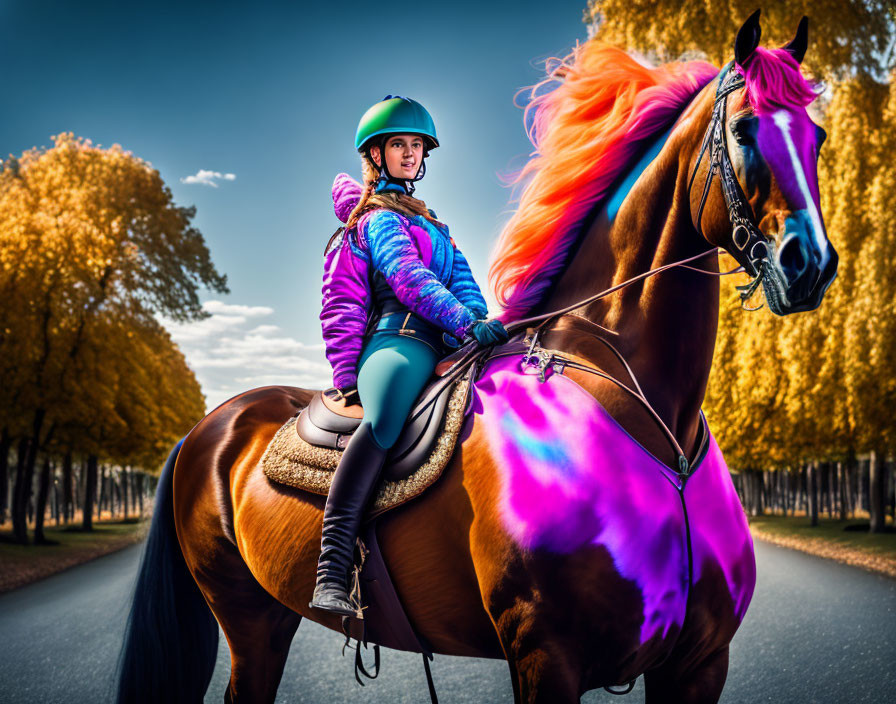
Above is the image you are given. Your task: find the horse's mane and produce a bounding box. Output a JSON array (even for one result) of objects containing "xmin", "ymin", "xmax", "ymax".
[{"xmin": 489, "ymin": 43, "xmax": 719, "ymax": 321}]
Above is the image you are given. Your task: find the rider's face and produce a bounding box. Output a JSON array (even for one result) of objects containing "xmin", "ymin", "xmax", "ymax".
[{"xmin": 370, "ymin": 134, "xmax": 425, "ymax": 180}]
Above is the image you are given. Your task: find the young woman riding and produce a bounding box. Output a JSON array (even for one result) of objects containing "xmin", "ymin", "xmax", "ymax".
[{"xmin": 310, "ymin": 95, "xmax": 509, "ymax": 616}]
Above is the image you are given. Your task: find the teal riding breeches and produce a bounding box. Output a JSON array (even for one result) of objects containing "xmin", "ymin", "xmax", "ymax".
[{"xmin": 356, "ymin": 332, "xmax": 440, "ymax": 449}]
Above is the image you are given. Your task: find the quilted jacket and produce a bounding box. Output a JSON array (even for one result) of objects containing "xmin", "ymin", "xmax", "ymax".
[{"xmin": 321, "ymin": 173, "xmax": 488, "ymax": 388}]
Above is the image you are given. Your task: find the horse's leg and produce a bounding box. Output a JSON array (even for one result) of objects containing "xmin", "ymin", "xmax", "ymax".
[
  {"xmin": 499, "ymin": 633, "xmax": 581, "ymax": 704},
  {"xmin": 172, "ymin": 387, "xmax": 310, "ymax": 704},
  {"xmin": 488, "ymin": 603, "xmax": 582, "ymax": 704},
  {"xmin": 211, "ymin": 583, "xmax": 302, "ymax": 704},
  {"xmin": 182, "ymin": 511, "xmax": 303, "ymax": 704},
  {"xmin": 643, "ymin": 646, "xmax": 729, "ymax": 704}
]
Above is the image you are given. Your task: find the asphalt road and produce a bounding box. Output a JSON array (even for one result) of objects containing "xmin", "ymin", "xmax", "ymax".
[{"xmin": 0, "ymin": 540, "xmax": 893, "ymax": 703}]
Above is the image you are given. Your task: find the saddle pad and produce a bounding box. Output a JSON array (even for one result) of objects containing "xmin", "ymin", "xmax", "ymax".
[{"xmin": 261, "ymin": 376, "xmax": 470, "ymax": 517}]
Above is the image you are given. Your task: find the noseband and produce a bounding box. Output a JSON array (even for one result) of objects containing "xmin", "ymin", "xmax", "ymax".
[{"xmin": 687, "ymin": 62, "xmax": 769, "ymax": 288}]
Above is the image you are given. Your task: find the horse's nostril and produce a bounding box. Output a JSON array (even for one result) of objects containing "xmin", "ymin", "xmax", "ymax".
[{"xmin": 778, "ymin": 235, "xmax": 809, "ymax": 279}]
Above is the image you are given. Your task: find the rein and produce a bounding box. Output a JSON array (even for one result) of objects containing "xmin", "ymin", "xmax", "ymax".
[
  {"xmin": 509, "ymin": 249, "xmax": 742, "ymax": 477},
  {"xmin": 432, "ymin": 247, "xmax": 744, "ymax": 478}
]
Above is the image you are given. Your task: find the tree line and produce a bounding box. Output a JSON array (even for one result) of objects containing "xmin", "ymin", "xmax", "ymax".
[
  {"xmin": 586, "ymin": 1, "xmax": 896, "ymax": 531},
  {"xmin": 0, "ymin": 134, "xmax": 228, "ymax": 544}
]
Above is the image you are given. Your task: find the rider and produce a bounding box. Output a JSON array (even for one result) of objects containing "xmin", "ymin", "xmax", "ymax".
[{"xmin": 310, "ymin": 95, "xmax": 510, "ymax": 616}]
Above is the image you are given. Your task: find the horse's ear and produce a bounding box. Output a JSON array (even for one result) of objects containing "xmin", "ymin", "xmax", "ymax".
[
  {"xmin": 782, "ymin": 16, "xmax": 809, "ymax": 64},
  {"xmin": 734, "ymin": 9, "xmax": 762, "ymax": 67}
]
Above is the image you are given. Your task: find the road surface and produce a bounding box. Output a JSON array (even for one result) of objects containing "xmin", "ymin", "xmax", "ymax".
[{"xmin": 0, "ymin": 540, "xmax": 893, "ymax": 703}]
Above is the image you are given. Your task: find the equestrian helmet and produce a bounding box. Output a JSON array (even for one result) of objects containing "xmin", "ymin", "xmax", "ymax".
[{"xmin": 355, "ymin": 95, "xmax": 439, "ymax": 154}]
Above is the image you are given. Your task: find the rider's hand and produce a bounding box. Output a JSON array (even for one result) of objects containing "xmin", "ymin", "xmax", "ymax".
[{"xmin": 470, "ymin": 319, "xmax": 510, "ymax": 347}]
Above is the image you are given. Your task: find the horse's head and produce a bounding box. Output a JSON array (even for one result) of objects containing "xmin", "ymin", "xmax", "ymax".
[{"xmin": 692, "ymin": 10, "xmax": 838, "ymax": 314}]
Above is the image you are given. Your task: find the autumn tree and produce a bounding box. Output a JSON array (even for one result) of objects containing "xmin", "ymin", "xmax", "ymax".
[
  {"xmin": 586, "ymin": 0, "xmax": 893, "ymax": 81},
  {"xmin": 0, "ymin": 133, "xmax": 227, "ymax": 543},
  {"xmin": 843, "ymin": 74, "xmax": 896, "ymax": 531}
]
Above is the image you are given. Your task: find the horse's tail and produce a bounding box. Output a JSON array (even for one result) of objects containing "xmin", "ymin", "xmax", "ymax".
[{"xmin": 115, "ymin": 438, "xmax": 219, "ymax": 704}]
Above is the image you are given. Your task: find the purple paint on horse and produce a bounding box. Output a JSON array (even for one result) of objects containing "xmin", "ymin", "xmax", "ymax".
[{"xmin": 470, "ymin": 353, "xmax": 755, "ymax": 647}]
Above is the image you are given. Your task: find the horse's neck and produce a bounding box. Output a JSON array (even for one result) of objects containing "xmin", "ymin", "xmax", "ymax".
[{"xmin": 539, "ymin": 113, "xmax": 719, "ymax": 455}]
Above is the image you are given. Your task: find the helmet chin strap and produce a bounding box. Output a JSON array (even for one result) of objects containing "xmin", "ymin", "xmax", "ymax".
[{"xmin": 374, "ymin": 138, "xmax": 427, "ymax": 195}]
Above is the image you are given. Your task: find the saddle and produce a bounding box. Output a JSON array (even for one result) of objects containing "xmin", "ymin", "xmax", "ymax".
[
  {"xmin": 261, "ymin": 360, "xmax": 473, "ymax": 519},
  {"xmin": 297, "ymin": 372, "xmax": 464, "ymax": 483}
]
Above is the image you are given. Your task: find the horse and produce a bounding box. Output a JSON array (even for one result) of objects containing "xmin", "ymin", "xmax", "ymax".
[{"xmin": 116, "ymin": 11, "xmax": 837, "ymax": 704}]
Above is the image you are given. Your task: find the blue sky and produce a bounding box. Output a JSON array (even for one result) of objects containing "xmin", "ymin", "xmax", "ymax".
[{"xmin": 1, "ymin": 0, "xmax": 592, "ymax": 410}]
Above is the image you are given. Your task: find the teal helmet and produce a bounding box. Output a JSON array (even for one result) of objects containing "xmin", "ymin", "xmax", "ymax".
[{"xmin": 355, "ymin": 95, "xmax": 439, "ymax": 154}]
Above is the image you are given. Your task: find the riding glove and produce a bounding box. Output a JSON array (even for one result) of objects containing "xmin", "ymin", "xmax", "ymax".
[{"xmin": 470, "ymin": 319, "xmax": 510, "ymax": 347}]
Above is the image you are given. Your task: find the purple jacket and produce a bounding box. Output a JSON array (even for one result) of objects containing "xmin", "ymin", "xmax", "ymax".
[{"xmin": 321, "ymin": 173, "xmax": 488, "ymax": 389}]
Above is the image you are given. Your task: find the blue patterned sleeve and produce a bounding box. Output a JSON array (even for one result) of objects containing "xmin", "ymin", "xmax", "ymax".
[
  {"xmin": 363, "ymin": 210, "xmax": 478, "ymax": 339},
  {"xmin": 446, "ymin": 239, "xmax": 488, "ymax": 320}
]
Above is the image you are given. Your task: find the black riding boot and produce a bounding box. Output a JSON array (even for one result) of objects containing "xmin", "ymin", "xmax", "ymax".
[{"xmin": 309, "ymin": 421, "xmax": 388, "ymax": 617}]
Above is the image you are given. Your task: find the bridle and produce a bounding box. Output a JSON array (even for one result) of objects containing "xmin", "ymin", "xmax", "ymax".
[{"xmin": 687, "ymin": 61, "xmax": 770, "ymax": 304}]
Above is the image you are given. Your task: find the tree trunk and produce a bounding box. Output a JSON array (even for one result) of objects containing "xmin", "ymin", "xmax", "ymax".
[
  {"xmin": 799, "ymin": 464, "xmax": 809, "ymax": 516},
  {"xmin": 808, "ymin": 462, "xmax": 819, "ymax": 527},
  {"xmin": 73, "ymin": 456, "xmax": 82, "ymax": 519},
  {"xmin": 113, "ymin": 470, "xmax": 121, "ymax": 518},
  {"xmin": 889, "ymin": 457, "xmax": 895, "ymax": 522},
  {"xmin": 838, "ymin": 462, "xmax": 848, "ymax": 520},
  {"xmin": 861, "ymin": 459, "xmax": 870, "ymax": 514},
  {"xmin": 11, "ymin": 435, "xmax": 32, "ymax": 544},
  {"xmin": 121, "ymin": 467, "xmax": 129, "ymax": 519},
  {"xmin": 34, "ymin": 457, "xmax": 52, "ymax": 544},
  {"xmin": 53, "ymin": 474, "xmax": 60, "ymax": 526},
  {"xmin": 826, "ymin": 462, "xmax": 834, "ymax": 518},
  {"xmin": 757, "ymin": 469, "xmax": 765, "ymax": 516},
  {"xmin": 82, "ymin": 455, "xmax": 98, "ymax": 531},
  {"xmin": 0, "ymin": 428, "xmax": 10, "ymax": 525},
  {"xmin": 137, "ymin": 471, "xmax": 145, "ymax": 517},
  {"xmin": 869, "ymin": 449, "xmax": 886, "ymax": 533},
  {"xmin": 98, "ymin": 465, "xmax": 107, "ymax": 519},
  {"xmin": 62, "ymin": 451, "xmax": 73, "ymax": 523}
]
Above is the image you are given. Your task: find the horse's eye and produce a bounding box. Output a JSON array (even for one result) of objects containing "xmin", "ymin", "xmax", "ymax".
[
  {"xmin": 815, "ymin": 125, "xmax": 828, "ymax": 151},
  {"xmin": 730, "ymin": 115, "xmax": 758, "ymax": 146}
]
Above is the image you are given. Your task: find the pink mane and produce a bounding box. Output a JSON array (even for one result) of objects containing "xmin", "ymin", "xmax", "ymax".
[{"xmin": 736, "ymin": 47, "xmax": 822, "ymax": 116}]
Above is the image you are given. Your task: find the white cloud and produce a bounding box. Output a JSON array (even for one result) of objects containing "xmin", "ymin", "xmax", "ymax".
[
  {"xmin": 159, "ymin": 300, "xmax": 331, "ymax": 413},
  {"xmin": 180, "ymin": 169, "xmax": 237, "ymax": 187},
  {"xmin": 202, "ymin": 301, "xmax": 272, "ymax": 316}
]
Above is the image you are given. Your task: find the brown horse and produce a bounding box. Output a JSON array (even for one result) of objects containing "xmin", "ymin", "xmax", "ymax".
[{"xmin": 116, "ymin": 12, "xmax": 837, "ymax": 704}]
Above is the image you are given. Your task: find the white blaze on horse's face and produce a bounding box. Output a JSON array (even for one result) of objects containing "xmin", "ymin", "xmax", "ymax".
[
  {"xmin": 747, "ymin": 104, "xmax": 833, "ymax": 286},
  {"xmin": 760, "ymin": 108, "xmax": 831, "ymax": 267}
]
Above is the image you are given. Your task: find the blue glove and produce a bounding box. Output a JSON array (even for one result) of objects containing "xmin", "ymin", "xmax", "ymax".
[{"xmin": 470, "ymin": 319, "xmax": 510, "ymax": 346}]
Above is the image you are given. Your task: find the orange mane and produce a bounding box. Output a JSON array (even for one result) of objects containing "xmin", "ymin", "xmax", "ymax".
[{"xmin": 489, "ymin": 42, "xmax": 718, "ymax": 320}]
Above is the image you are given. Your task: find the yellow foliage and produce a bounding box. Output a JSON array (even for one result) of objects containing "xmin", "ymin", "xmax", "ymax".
[
  {"xmin": 585, "ymin": 0, "xmax": 892, "ymax": 81},
  {"xmin": 0, "ymin": 134, "xmax": 225, "ymax": 472}
]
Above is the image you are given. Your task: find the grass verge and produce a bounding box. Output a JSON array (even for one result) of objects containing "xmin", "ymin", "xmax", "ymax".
[
  {"xmin": 748, "ymin": 514, "xmax": 896, "ymax": 579},
  {"xmin": 0, "ymin": 519, "xmax": 147, "ymax": 593}
]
